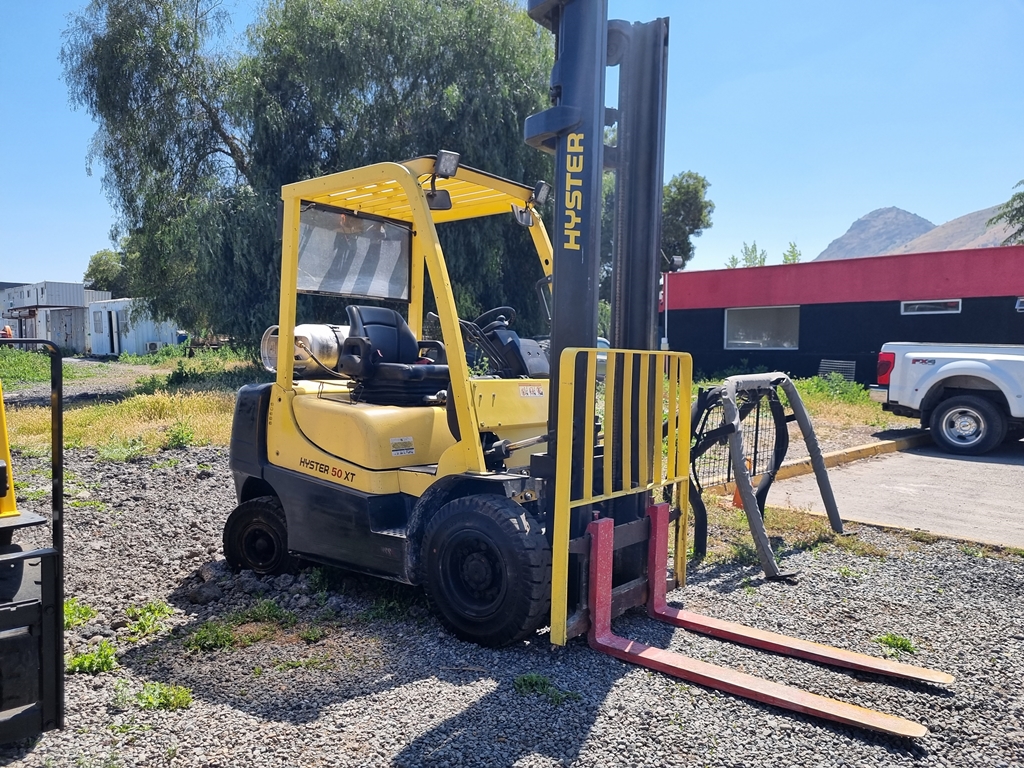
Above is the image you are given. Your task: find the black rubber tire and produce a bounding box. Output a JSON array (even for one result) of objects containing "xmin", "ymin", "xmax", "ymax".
[
  {"xmin": 420, "ymin": 494, "xmax": 550, "ymax": 647},
  {"xmin": 929, "ymin": 395, "xmax": 1007, "ymax": 456},
  {"xmin": 223, "ymin": 496, "xmax": 298, "ymax": 575}
]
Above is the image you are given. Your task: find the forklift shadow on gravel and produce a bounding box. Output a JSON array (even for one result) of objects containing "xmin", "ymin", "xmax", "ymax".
[{"xmin": 114, "ymin": 562, "xmax": 933, "ymax": 768}]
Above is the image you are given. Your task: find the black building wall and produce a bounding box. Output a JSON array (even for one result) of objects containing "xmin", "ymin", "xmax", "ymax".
[{"xmin": 667, "ymin": 296, "xmax": 1024, "ymax": 383}]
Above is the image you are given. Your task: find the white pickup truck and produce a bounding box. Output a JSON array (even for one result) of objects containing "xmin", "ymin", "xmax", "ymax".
[{"xmin": 872, "ymin": 342, "xmax": 1024, "ymax": 455}]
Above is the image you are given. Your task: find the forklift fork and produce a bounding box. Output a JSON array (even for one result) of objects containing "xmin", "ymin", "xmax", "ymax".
[{"xmin": 586, "ymin": 504, "xmax": 954, "ymax": 738}]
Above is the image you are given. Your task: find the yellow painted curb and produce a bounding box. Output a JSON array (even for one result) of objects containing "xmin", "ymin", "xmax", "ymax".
[{"xmin": 706, "ymin": 431, "xmax": 932, "ymax": 495}]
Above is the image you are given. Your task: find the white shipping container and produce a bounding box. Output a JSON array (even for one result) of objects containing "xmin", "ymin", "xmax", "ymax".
[{"xmin": 88, "ymin": 299, "xmax": 181, "ymax": 356}]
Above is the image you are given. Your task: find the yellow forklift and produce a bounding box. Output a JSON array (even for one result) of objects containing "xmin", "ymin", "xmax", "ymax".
[
  {"xmin": 223, "ymin": 0, "xmax": 951, "ymax": 736},
  {"xmin": 0, "ymin": 339, "xmax": 64, "ymax": 743}
]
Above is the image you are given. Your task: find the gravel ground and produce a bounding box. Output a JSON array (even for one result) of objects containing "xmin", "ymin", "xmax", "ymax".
[{"xmin": 2, "ymin": 446, "xmax": 1022, "ymax": 767}]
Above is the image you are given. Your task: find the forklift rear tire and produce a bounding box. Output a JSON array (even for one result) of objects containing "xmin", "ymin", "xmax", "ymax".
[
  {"xmin": 420, "ymin": 494, "xmax": 551, "ymax": 647},
  {"xmin": 223, "ymin": 496, "xmax": 298, "ymax": 576}
]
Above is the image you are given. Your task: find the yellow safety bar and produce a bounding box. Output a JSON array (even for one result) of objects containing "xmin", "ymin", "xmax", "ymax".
[{"xmin": 550, "ymin": 348, "xmax": 692, "ymax": 645}]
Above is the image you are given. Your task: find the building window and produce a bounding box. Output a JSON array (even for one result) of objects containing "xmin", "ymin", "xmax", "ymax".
[
  {"xmin": 93, "ymin": 311, "xmax": 103, "ymax": 334},
  {"xmin": 900, "ymin": 299, "xmax": 961, "ymax": 315},
  {"xmin": 724, "ymin": 306, "xmax": 799, "ymax": 350},
  {"xmin": 1015, "ymin": 298, "xmax": 1024, "ymax": 313}
]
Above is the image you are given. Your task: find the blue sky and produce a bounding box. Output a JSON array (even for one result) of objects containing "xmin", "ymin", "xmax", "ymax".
[{"xmin": 2, "ymin": 0, "xmax": 1022, "ymax": 284}]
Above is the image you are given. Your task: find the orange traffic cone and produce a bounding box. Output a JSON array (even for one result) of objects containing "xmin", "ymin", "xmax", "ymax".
[{"xmin": 732, "ymin": 458, "xmax": 752, "ymax": 508}]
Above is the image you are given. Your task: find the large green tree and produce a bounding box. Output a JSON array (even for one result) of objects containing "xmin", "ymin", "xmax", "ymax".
[
  {"xmin": 660, "ymin": 171, "xmax": 714, "ymax": 268},
  {"xmin": 990, "ymin": 179, "xmax": 1024, "ymax": 244},
  {"xmin": 63, "ymin": 0, "xmax": 553, "ymax": 341},
  {"xmin": 598, "ymin": 168, "xmax": 714, "ymax": 300},
  {"xmin": 83, "ymin": 248, "xmax": 132, "ymax": 297}
]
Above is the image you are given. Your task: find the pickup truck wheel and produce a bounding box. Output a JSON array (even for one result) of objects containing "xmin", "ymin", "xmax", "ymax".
[{"xmin": 929, "ymin": 395, "xmax": 1006, "ymax": 455}]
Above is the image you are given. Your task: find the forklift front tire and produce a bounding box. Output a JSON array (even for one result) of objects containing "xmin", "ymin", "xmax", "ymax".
[
  {"xmin": 420, "ymin": 494, "xmax": 551, "ymax": 648},
  {"xmin": 223, "ymin": 496, "xmax": 298, "ymax": 576}
]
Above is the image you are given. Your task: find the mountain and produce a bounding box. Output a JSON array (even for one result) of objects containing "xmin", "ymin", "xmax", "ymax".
[
  {"xmin": 885, "ymin": 205, "xmax": 1012, "ymax": 254},
  {"xmin": 814, "ymin": 207, "xmax": 935, "ymax": 261}
]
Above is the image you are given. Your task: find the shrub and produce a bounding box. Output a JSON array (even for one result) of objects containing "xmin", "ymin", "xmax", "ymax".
[{"xmin": 165, "ymin": 420, "xmax": 196, "ymax": 449}]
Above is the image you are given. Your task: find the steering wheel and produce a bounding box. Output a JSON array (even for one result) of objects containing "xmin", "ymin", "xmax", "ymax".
[{"xmin": 472, "ymin": 306, "xmax": 516, "ymax": 335}]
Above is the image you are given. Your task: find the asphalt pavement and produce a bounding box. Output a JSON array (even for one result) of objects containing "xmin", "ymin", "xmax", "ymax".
[{"xmin": 768, "ymin": 437, "xmax": 1024, "ymax": 549}]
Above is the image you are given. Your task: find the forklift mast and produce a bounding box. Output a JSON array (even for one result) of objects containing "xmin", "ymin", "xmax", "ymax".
[{"xmin": 525, "ymin": 0, "xmax": 671, "ymax": 572}]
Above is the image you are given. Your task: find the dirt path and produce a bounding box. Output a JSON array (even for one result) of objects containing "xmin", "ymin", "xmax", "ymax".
[{"xmin": 2, "ymin": 358, "xmax": 164, "ymax": 405}]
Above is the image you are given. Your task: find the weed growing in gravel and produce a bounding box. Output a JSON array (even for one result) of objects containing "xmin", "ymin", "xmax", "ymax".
[
  {"xmin": 875, "ymin": 633, "xmax": 917, "ymax": 655},
  {"xmin": 513, "ymin": 673, "xmax": 581, "ymax": 706},
  {"xmin": 357, "ymin": 598, "xmax": 407, "ymax": 622},
  {"xmin": 97, "ymin": 437, "xmax": 147, "ymax": 462},
  {"xmin": 836, "ymin": 566, "xmax": 863, "ymax": 579},
  {"xmin": 69, "ymin": 499, "xmax": 107, "ymax": 512},
  {"xmin": 165, "ymin": 419, "xmax": 197, "ymax": 449},
  {"xmin": 135, "ymin": 681, "xmax": 193, "ymax": 710},
  {"xmin": 73, "ymin": 752, "xmax": 123, "ymax": 768},
  {"xmin": 185, "ymin": 600, "xmax": 298, "ymax": 652},
  {"xmin": 910, "ymin": 530, "xmax": 940, "ymax": 544},
  {"xmin": 273, "ymin": 654, "xmax": 334, "ymax": 672},
  {"xmin": 107, "ymin": 717, "xmax": 152, "ymax": 735},
  {"xmin": 234, "ymin": 599, "xmax": 298, "ymax": 627},
  {"xmin": 300, "ymin": 625, "xmax": 328, "ymax": 644},
  {"xmin": 111, "ymin": 680, "xmax": 133, "ymax": 711},
  {"xmin": 185, "ymin": 620, "xmax": 236, "ymax": 651},
  {"xmin": 17, "ymin": 487, "xmax": 48, "ymax": 502},
  {"xmin": 151, "ymin": 457, "xmax": 180, "ymax": 469},
  {"xmin": 64, "ymin": 597, "xmax": 98, "ymax": 629},
  {"xmin": 960, "ymin": 544, "xmax": 987, "ymax": 558},
  {"xmin": 125, "ymin": 601, "xmax": 174, "ymax": 640},
  {"xmin": 833, "ymin": 534, "xmax": 887, "ymax": 559},
  {"xmin": 67, "ymin": 640, "xmax": 118, "ymax": 674}
]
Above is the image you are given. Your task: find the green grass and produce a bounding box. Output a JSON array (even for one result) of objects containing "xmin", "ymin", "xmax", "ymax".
[
  {"xmin": 64, "ymin": 597, "xmax": 98, "ymax": 630},
  {"xmin": 513, "ymin": 673, "xmax": 581, "ymax": 706},
  {"xmin": 135, "ymin": 681, "xmax": 193, "ymax": 711},
  {"xmin": 125, "ymin": 601, "xmax": 173, "ymax": 640},
  {"xmin": 875, "ymin": 632, "xmax": 917, "ymax": 655},
  {"xmin": 66, "ymin": 640, "xmax": 118, "ymax": 674},
  {"xmin": 0, "ymin": 347, "xmax": 88, "ymax": 386}
]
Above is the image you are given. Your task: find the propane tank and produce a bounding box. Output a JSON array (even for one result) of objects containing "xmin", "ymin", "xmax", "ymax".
[{"xmin": 260, "ymin": 324, "xmax": 350, "ymax": 377}]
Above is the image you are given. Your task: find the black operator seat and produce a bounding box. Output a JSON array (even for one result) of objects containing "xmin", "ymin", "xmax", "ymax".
[{"xmin": 337, "ymin": 306, "xmax": 449, "ymax": 406}]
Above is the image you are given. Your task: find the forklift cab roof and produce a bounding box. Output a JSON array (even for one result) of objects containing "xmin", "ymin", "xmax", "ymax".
[{"xmin": 285, "ymin": 156, "xmax": 539, "ymax": 225}]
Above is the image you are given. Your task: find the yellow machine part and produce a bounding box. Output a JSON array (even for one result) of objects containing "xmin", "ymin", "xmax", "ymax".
[
  {"xmin": 292, "ymin": 393, "xmax": 456, "ymax": 471},
  {"xmin": 0, "ymin": 379, "xmax": 18, "ymax": 518}
]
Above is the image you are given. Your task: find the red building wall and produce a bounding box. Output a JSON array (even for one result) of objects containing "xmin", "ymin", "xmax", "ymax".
[{"xmin": 664, "ymin": 245, "xmax": 1024, "ymax": 311}]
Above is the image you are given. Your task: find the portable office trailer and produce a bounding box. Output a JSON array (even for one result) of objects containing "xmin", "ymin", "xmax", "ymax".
[
  {"xmin": 663, "ymin": 245, "xmax": 1024, "ymax": 383},
  {"xmin": 88, "ymin": 299, "xmax": 180, "ymax": 356}
]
